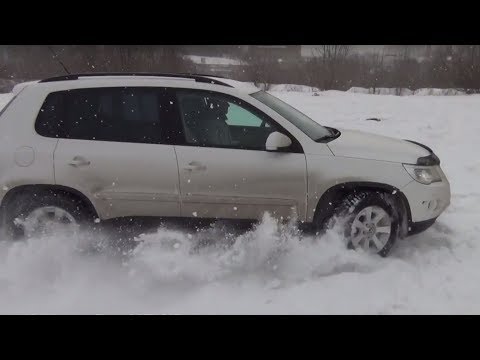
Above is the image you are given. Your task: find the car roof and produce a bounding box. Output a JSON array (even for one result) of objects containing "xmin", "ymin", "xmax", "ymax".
[
  {"xmin": 203, "ymin": 76, "xmax": 261, "ymax": 94},
  {"xmin": 12, "ymin": 80, "xmax": 40, "ymax": 95},
  {"xmin": 12, "ymin": 73, "xmax": 261, "ymax": 95}
]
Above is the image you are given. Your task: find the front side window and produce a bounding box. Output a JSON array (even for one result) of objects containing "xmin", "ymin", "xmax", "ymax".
[
  {"xmin": 35, "ymin": 87, "xmax": 177, "ymax": 144},
  {"xmin": 176, "ymin": 89, "xmax": 280, "ymax": 150}
]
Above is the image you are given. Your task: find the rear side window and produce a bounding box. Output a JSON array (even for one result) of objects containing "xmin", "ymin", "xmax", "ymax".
[{"xmin": 35, "ymin": 87, "xmax": 178, "ymax": 144}]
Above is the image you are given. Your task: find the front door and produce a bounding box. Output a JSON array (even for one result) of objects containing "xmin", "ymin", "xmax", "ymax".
[{"xmin": 173, "ymin": 89, "xmax": 307, "ymax": 221}]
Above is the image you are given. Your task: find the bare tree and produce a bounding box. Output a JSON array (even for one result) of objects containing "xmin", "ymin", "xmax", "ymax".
[
  {"xmin": 424, "ymin": 45, "xmax": 455, "ymax": 89},
  {"xmin": 241, "ymin": 48, "xmax": 282, "ymax": 90},
  {"xmin": 304, "ymin": 56, "xmax": 326, "ymax": 90},
  {"xmin": 319, "ymin": 45, "xmax": 351, "ymax": 89},
  {"xmin": 451, "ymin": 45, "xmax": 480, "ymax": 91},
  {"xmin": 305, "ymin": 45, "xmax": 351, "ymax": 90},
  {"xmin": 366, "ymin": 51, "xmax": 385, "ymax": 94},
  {"xmin": 69, "ymin": 45, "xmax": 192, "ymax": 74}
]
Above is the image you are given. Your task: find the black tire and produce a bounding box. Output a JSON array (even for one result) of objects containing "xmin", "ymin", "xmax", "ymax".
[
  {"xmin": 325, "ymin": 190, "xmax": 399, "ymax": 257},
  {"xmin": 3, "ymin": 190, "xmax": 96, "ymax": 240}
]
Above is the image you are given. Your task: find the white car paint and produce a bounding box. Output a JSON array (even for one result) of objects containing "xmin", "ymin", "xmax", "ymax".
[
  {"xmin": 0, "ymin": 74, "xmax": 450, "ymax": 235},
  {"xmin": 327, "ymin": 128, "xmax": 431, "ymax": 164}
]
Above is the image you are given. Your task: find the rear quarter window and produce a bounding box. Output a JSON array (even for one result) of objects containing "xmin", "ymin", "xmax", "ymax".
[{"xmin": 35, "ymin": 92, "xmax": 65, "ymax": 138}]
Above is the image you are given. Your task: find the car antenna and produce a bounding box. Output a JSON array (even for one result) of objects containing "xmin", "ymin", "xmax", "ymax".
[{"xmin": 47, "ymin": 45, "xmax": 71, "ymax": 75}]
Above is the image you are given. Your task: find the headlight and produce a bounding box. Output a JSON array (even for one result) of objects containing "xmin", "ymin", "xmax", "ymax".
[{"xmin": 403, "ymin": 164, "xmax": 442, "ymax": 185}]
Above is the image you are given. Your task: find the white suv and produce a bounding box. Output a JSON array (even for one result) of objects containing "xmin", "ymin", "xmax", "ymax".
[{"xmin": 0, "ymin": 73, "xmax": 450, "ymax": 256}]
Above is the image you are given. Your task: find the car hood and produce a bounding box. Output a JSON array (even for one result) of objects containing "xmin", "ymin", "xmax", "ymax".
[{"xmin": 326, "ymin": 128, "xmax": 431, "ymax": 164}]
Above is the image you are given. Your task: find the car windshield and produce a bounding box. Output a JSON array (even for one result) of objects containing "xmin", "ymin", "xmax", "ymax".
[{"xmin": 250, "ymin": 91, "xmax": 332, "ymax": 141}]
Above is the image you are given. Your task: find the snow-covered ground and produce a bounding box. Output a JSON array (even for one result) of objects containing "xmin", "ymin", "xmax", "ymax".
[
  {"xmin": 268, "ymin": 84, "xmax": 321, "ymax": 93},
  {"xmin": 0, "ymin": 90, "xmax": 479, "ymax": 314},
  {"xmin": 347, "ymin": 87, "xmax": 467, "ymax": 96}
]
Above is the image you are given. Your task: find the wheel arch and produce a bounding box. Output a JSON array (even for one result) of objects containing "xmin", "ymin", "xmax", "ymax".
[
  {"xmin": 312, "ymin": 181, "xmax": 412, "ymax": 234},
  {"xmin": 0, "ymin": 184, "xmax": 99, "ymax": 220}
]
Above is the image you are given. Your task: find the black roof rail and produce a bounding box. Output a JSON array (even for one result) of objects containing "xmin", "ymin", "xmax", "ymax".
[{"xmin": 38, "ymin": 72, "xmax": 233, "ymax": 87}]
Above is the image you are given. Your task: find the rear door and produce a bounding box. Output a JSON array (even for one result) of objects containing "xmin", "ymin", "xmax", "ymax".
[{"xmin": 36, "ymin": 86, "xmax": 182, "ymax": 220}]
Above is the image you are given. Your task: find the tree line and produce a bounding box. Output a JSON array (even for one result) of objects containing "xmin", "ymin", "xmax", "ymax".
[
  {"xmin": 2, "ymin": 45, "xmax": 480, "ymax": 93},
  {"xmin": 241, "ymin": 45, "xmax": 480, "ymax": 93}
]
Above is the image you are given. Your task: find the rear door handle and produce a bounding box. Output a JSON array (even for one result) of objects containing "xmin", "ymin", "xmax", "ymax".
[
  {"xmin": 69, "ymin": 156, "xmax": 91, "ymax": 167},
  {"xmin": 183, "ymin": 161, "xmax": 206, "ymax": 172}
]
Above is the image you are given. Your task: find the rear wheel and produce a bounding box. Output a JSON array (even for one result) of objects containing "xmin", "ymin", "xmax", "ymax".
[
  {"xmin": 325, "ymin": 191, "xmax": 399, "ymax": 257},
  {"xmin": 3, "ymin": 190, "xmax": 96, "ymax": 240}
]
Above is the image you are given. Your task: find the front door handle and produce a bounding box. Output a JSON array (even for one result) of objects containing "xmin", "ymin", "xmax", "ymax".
[
  {"xmin": 183, "ymin": 161, "xmax": 206, "ymax": 172},
  {"xmin": 69, "ymin": 156, "xmax": 91, "ymax": 167}
]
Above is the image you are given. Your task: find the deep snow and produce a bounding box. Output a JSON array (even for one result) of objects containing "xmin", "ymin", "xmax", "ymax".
[{"xmin": 0, "ymin": 90, "xmax": 479, "ymax": 314}]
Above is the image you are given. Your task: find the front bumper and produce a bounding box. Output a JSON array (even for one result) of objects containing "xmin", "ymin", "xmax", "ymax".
[{"xmin": 401, "ymin": 165, "xmax": 451, "ymax": 223}]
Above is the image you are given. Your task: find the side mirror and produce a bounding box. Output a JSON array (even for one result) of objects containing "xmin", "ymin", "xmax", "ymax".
[{"xmin": 265, "ymin": 132, "xmax": 292, "ymax": 151}]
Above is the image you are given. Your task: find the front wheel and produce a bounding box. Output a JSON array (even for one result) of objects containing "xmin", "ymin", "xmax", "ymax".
[{"xmin": 326, "ymin": 191, "xmax": 399, "ymax": 257}]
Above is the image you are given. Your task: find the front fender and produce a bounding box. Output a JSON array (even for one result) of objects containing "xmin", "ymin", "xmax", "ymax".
[{"xmin": 306, "ymin": 155, "xmax": 413, "ymax": 223}]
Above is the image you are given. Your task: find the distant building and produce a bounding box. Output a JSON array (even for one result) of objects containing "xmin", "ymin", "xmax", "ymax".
[
  {"xmin": 182, "ymin": 54, "xmax": 247, "ymax": 77},
  {"xmin": 247, "ymin": 45, "xmax": 302, "ymax": 63},
  {"xmin": 180, "ymin": 45, "xmax": 302, "ymax": 78},
  {"xmin": 180, "ymin": 45, "xmax": 302, "ymax": 64},
  {"xmin": 178, "ymin": 45, "xmax": 246, "ymax": 59}
]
